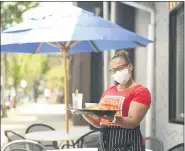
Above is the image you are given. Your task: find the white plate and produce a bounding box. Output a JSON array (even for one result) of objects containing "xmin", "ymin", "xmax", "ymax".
[{"xmin": 85, "ymin": 103, "xmax": 98, "ymax": 107}]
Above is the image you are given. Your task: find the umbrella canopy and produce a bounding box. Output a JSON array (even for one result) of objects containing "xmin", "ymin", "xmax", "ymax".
[
  {"xmin": 1, "ymin": 6, "xmax": 152, "ymax": 133},
  {"xmin": 1, "ymin": 6, "xmax": 152, "ymax": 53}
]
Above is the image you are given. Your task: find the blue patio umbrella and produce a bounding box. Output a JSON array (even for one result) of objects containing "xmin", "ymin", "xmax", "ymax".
[{"xmin": 1, "ymin": 6, "xmax": 152, "ymax": 133}]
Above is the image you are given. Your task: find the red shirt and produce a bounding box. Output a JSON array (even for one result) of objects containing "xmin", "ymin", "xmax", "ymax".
[{"xmin": 99, "ymin": 84, "xmax": 151, "ymax": 126}]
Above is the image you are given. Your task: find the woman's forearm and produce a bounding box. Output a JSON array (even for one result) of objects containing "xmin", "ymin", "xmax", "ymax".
[
  {"xmin": 82, "ymin": 114, "xmax": 100, "ymax": 128},
  {"xmin": 116, "ymin": 117, "xmax": 139, "ymax": 129}
]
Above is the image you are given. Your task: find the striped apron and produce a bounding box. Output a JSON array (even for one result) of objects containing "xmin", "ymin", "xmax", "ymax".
[{"xmin": 98, "ymin": 125, "xmax": 145, "ymax": 151}]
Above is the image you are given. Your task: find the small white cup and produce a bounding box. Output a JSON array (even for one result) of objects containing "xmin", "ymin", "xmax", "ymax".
[{"xmin": 72, "ymin": 93, "xmax": 83, "ymax": 109}]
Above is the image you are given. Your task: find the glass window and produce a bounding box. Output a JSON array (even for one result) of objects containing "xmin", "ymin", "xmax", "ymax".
[{"xmin": 169, "ymin": 2, "xmax": 184, "ymax": 124}]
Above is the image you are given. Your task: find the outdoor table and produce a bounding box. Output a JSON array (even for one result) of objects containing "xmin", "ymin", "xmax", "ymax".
[
  {"xmin": 48, "ymin": 148, "xmax": 153, "ymax": 151},
  {"xmin": 49, "ymin": 149, "xmax": 97, "ymax": 151},
  {"xmin": 25, "ymin": 130, "xmax": 95, "ymax": 141}
]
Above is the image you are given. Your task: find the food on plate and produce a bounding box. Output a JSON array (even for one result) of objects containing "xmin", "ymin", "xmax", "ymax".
[{"xmin": 85, "ymin": 104, "xmax": 110, "ymax": 110}]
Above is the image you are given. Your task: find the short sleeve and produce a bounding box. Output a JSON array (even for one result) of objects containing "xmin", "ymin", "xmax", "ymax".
[{"xmin": 132, "ymin": 87, "xmax": 151, "ymax": 106}]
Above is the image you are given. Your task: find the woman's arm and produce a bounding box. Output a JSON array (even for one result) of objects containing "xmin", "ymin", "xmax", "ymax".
[
  {"xmin": 82, "ymin": 114, "xmax": 101, "ymax": 128},
  {"xmin": 102, "ymin": 87, "xmax": 151, "ymax": 129},
  {"xmin": 114, "ymin": 102, "xmax": 149, "ymax": 128},
  {"xmin": 101, "ymin": 102, "xmax": 149, "ymax": 129}
]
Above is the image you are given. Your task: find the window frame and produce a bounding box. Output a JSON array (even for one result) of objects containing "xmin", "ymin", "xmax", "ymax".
[{"xmin": 169, "ymin": 2, "xmax": 184, "ymax": 125}]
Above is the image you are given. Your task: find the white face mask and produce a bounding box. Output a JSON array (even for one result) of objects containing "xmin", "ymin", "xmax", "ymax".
[{"xmin": 112, "ymin": 69, "xmax": 131, "ymax": 84}]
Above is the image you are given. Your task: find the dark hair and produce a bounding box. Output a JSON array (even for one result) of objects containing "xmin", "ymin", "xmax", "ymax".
[{"xmin": 111, "ymin": 50, "xmax": 131, "ymax": 64}]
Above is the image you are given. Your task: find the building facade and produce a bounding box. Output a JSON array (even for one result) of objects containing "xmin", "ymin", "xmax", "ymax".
[
  {"xmin": 69, "ymin": 1, "xmax": 184, "ymax": 150},
  {"xmin": 134, "ymin": 2, "xmax": 184, "ymax": 150}
]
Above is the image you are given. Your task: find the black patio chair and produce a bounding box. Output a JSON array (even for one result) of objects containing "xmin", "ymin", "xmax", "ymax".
[
  {"xmin": 4, "ymin": 130, "xmax": 26, "ymax": 142},
  {"xmin": 61, "ymin": 129, "xmax": 100, "ymax": 149},
  {"xmin": 167, "ymin": 143, "xmax": 184, "ymax": 151},
  {"xmin": 25, "ymin": 123, "xmax": 59, "ymax": 149},
  {"xmin": 1, "ymin": 140, "xmax": 47, "ymax": 151},
  {"xmin": 145, "ymin": 136, "xmax": 164, "ymax": 151},
  {"xmin": 9, "ymin": 149, "xmax": 31, "ymax": 151}
]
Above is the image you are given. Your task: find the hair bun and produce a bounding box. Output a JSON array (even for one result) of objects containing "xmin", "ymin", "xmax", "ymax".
[
  {"xmin": 116, "ymin": 50, "xmax": 129, "ymax": 56},
  {"xmin": 111, "ymin": 50, "xmax": 131, "ymax": 64}
]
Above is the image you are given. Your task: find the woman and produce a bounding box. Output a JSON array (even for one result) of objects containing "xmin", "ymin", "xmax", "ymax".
[{"xmin": 82, "ymin": 50, "xmax": 151, "ymax": 151}]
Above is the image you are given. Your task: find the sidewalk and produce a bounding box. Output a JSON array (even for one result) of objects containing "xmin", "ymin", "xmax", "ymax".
[{"xmin": 1, "ymin": 103, "xmax": 89, "ymax": 148}]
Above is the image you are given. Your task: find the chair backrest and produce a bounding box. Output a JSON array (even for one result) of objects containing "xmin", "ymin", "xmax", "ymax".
[
  {"xmin": 25, "ymin": 123, "xmax": 58, "ymax": 149},
  {"xmin": 2, "ymin": 140, "xmax": 47, "ymax": 151},
  {"xmin": 145, "ymin": 137, "xmax": 164, "ymax": 151},
  {"xmin": 168, "ymin": 143, "xmax": 184, "ymax": 151},
  {"xmin": 82, "ymin": 130, "xmax": 100, "ymax": 148},
  {"xmin": 25, "ymin": 124, "xmax": 55, "ymax": 133},
  {"xmin": 4, "ymin": 130, "xmax": 26, "ymax": 142},
  {"xmin": 61, "ymin": 129, "xmax": 100, "ymax": 149},
  {"xmin": 9, "ymin": 149, "xmax": 30, "ymax": 151}
]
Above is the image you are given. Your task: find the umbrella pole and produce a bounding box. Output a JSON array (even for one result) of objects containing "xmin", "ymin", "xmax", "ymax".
[{"xmin": 62, "ymin": 49, "xmax": 69, "ymax": 134}]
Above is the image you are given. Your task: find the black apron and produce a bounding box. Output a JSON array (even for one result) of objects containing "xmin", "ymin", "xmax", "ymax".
[{"xmin": 98, "ymin": 125, "xmax": 144, "ymax": 151}]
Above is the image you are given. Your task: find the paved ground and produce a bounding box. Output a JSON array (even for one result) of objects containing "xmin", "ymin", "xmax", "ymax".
[{"xmin": 1, "ymin": 103, "xmax": 90, "ymax": 148}]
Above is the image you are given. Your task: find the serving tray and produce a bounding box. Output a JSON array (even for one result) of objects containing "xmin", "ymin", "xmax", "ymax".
[{"xmin": 70, "ymin": 108, "xmax": 121, "ymax": 116}]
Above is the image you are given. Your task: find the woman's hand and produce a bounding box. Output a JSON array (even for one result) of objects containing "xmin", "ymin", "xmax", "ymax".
[
  {"xmin": 82, "ymin": 113, "xmax": 98, "ymax": 119},
  {"xmin": 83, "ymin": 114, "xmax": 115, "ymax": 125},
  {"xmin": 99, "ymin": 115, "xmax": 114, "ymax": 122},
  {"xmin": 82, "ymin": 113, "xmax": 101, "ymax": 128}
]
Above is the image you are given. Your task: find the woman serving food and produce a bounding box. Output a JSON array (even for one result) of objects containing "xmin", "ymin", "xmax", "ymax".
[{"xmin": 82, "ymin": 50, "xmax": 151, "ymax": 151}]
